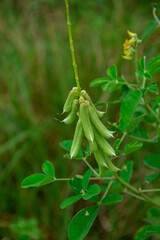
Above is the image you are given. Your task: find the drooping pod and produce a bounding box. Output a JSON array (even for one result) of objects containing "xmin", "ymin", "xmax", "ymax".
[
  {"xmin": 63, "ymin": 99, "xmax": 78, "ymax": 124},
  {"xmin": 89, "ymin": 140, "xmax": 98, "ymax": 153},
  {"xmin": 80, "ymin": 98, "xmax": 94, "ymax": 142},
  {"xmin": 81, "ymin": 90, "xmax": 104, "ymax": 118},
  {"xmin": 93, "ymin": 127, "xmax": 116, "ymax": 157},
  {"xmin": 103, "ymin": 153, "xmax": 119, "ymax": 172},
  {"xmin": 94, "ymin": 149, "xmax": 107, "ymax": 177},
  {"xmin": 70, "ymin": 119, "xmax": 83, "ymax": 158},
  {"xmin": 89, "ymin": 106, "xmax": 113, "ymax": 139},
  {"xmin": 63, "ymin": 87, "xmax": 78, "ymax": 113}
]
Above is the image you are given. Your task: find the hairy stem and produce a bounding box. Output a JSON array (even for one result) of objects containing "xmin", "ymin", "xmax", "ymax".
[{"xmin": 64, "ymin": 0, "xmax": 81, "ymax": 94}]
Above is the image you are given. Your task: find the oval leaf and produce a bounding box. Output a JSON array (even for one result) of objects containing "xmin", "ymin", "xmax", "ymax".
[
  {"xmin": 144, "ymin": 154, "xmax": 160, "ymax": 170},
  {"xmin": 90, "ymin": 78, "xmax": 111, "ymax": 87},
  {"xmin": 82, "ymin": 169, "xmax": 92, "ymax": 191},
  {"xmin": 68, "ymin": 205, "xmax": 99, "ymax": 240},
  {"xmin": 83, "ymin": 184, "xmax": 100, "ymax": 200},
  {"xmin": 42, "ymin": 160, "xmax": 55, "ymax": 177},
  {"xmin": 124, "ymin": 141, "xmax": 143, "ymax": 154},
  {"xmin": 106, "ymin": 65, "xmax": 117, "ymax": 79},
  {"xmin": 21, "ymin": 174, "xmax": 54, "ymax": 188},
  {"xmin": 134, "ymin": 225, "xmax": 160, "ymax": 240},
  {"xmin": 60, "ymin": 195, "xmax": 82, "ymax": 209},
  {"xmin": 101, "ymin": 193, "xmax": 123, "ymax": 205}
]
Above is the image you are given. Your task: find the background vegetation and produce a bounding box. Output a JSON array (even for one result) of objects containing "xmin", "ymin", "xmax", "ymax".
[{"xmin": 0, "ymin": 0, "xmax": 160, "ymax": 239}]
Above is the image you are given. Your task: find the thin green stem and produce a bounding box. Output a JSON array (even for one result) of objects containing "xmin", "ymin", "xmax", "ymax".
[
  {"xmin": 144, "ymin": 97, "xmax": 160, "ymax": 125},
  {"xmin": 64, "ymin": 0, "xmax": 81, "ymax": 94},
  {"xmin": 100, "ymin": 180, "xmax": 113, "ymax": 203},
  {"xmin": 113, "ymin": 172, "xmax": 160, "ymax": 208},
  {"xmin": 118, "ymin": 132, "xmax": 126, "ymax": 148},
  {"xmin": 55, "ymin": 178, "xmax": 71, "ymax": 181},
  {"xmin": 142, "ymin": 56, "xmax": 146, "ymax": 88},
  {"xmin": 83, "ymin": 158, "xmax": 99, "ymax": 177},
  {"xmin": 141, "ymin": 189, "xmax": 160, "ymax": 193},
  {"xmin": 134, "ymin": 46, "xmax": 139, "ymax": 85}
]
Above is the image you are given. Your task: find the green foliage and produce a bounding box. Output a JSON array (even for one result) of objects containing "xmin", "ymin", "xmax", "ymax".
[
  {"xmin": 21, "ymin": 173, "xmax": 54, "ymax": 188},
  {"xmin": 118, "ymin": 90, "xmax": 142, "ymax": 131},
  {"xmin": 21, "ymin": 161, "xmax": 55, "ymax": 188},
  {"xmin": 60, "ymin": 195, "xmax": 82, "ymax": 209},
  {"xmin": 68, "ymin": 205, "xmax": 99, "ymax": 240},
  {"xmin": 9, "ymin": 218, "xmax": 42, "ymax": 239},
  {"xmin": 144, "ymin": 154, "xmax": 160, "ymax": 170},
  {"xmin": 101, "ymin": 193, "xmax": 123, "ymax": 205},
  {"xmin": 124, "ymin": 141, "xmax": 143, "ymax": 154}
]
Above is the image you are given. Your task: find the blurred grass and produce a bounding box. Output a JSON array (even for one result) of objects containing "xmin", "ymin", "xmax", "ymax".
[{"xmin": 0, "ymin": 0, "xmax": 160, "ymax": 239}]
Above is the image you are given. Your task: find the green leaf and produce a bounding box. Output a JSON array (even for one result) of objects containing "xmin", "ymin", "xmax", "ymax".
[
  {"xmin": 102, "ymin": 81, "xmax": 121, "ymax": 93},
  {"xmin": 145, "ymin": 173, "xmax": 160, "ymax": 183},
  {"xmin": 83, "ymin": 184, "xmax": 100, "ymax": 200},
  {"xmin": 148, "ymin": 82, "xmax": 158, "ymax": 93},
  {"xmin": 148, "ymin": 66, "xmax": 160, "ymax": 75},
  {"xmin": 134, "ymin": 225, "xmax": 160, "ymax": 240},
  {"xmin": 124, "ymin": 141, "xmax": 143, "ymax": 154},
  {"xmin": 101, "ymin": 193, "xmax": 123, "ymax": 205},
  {"xmin": 148, "ymin": 207, "xmax": 160, "ymax": 218},
  {"xmin": 82, "ymin": 169, "xmax": 92, "ymax": 191},
  {"xmin": 119, "ymin": 90, "xmax": 142, "ymax": 131},
  {"xmin": 113, "ymin": 138, "xmax": 121, "ymax": 150},
  {"xmin": 144, "ymin": 154, "xmax": 160, "ymax": 170},
  {"xmin": 120, "ymin": 161, "xmax": 133, "ymax": 183},
  {"xmin": 90, "ymin": 78, "xmax": 111, "ymax": 87},
  {"xmin": 69, "ymin": 177, "xmax": 83, "ymax": 195},
  {"xmin": 143, "ymin": 72, "xmax": 152, "ymax": 80},
  {"xmin": 139, "ymin": 57, "xmax": 145, "ymax": 70},
  {"xmin": 141, "ymin": 18, "xmax": 160, "ymax": 42},
  {"xmin": 147, "ymin": 56, "xmax": 160, "ymax": 69},
  {"xmin": 60, "ymin": 140, "xmax": 83, "ymax": 159},
  {"xmin": 42, "ymin": 160, "xmax": 55, "ymax": 177},
  {"xmin": 21, "ymin": 174, "xmax": 54, "ymax": 188},
  {"xmin": 126, "ymin": 114, "xmax": 145, "ymax": 133},
  {"xmin": 129, "ymin": 126, "xmax": 149, "ymax": 141},
  {"xmin": 106, "ymin": 65, "xmax": 117, "ymax": 79},
  {"xmin": 60, "ymin": 195, "xmax": 82, "ymax": 209},
  {"xmin": 68, "ymin": 205, "xmax": 99, "ymax": 240}
]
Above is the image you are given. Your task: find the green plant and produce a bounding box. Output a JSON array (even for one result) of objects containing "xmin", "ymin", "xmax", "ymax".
[{"xmin": 21, "ymin": 1, "xmax": 160, "ymax": 239}]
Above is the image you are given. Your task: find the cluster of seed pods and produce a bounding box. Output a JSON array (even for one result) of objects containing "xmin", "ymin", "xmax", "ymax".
[{"xmin": 63, "ymin": 87, "xmax": 119, "ymax": 177}]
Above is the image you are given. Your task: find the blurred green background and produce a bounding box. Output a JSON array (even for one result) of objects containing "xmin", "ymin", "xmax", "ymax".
[{"xmin": 0, "ymin": 0, "xmax": 160, "ymax": 239}]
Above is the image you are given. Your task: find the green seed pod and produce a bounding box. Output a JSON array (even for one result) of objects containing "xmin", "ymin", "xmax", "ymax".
[
  {"xmin": 103, "ymin": 153, "xmax": 119, "ymax": 172},
  {"xmin": 81, "ymin": 90, "xmax": 104, "ymax": 118},
  {"xmin": 94, "ymin": 149, "xmax": 106, "ymax": 177},
  {"xmin": 80, "ymin": 102, "xmax": 94, "ymax": 142},
  {"xmin": 93, "ymin": 128, "xmax": 116, "ymax": 157},
  {"xmin": 89, "ymin": 106, "xmax": 113, "ymax": 139},
  {"xmin": 63, "ymin": 99, "xmax": 78, "ymax": 124},
  {"xmin": 89, "ymin": 140, "xmax": 98, "ymax": 153},
  {"xmin": 70, "ymin": 119, "xmax": 83, "ymax": 158},
  {"xmin": 63, "ymin": 87, "xmax": 78, "ymax": 113}
]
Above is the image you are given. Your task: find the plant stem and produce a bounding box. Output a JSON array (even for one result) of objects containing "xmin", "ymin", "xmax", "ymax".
[
  {"xmin": 134, "ymin": 46, "xmax": 139, "ymax": 85},
  {"xmin": 142, "ymin": 56, "xmax": 146, "ymax": 88},
  {"xmin": 64, "ymin": 0, "xmax": 81, "ymax": 94},
  {"xmin": 141, "ymin": 189, "xmax": 160, "ymax": 193},
  {"xmin": 83, "ymin": 158, "xmax": 99, "ymax": 177},
  {"xmin": 144, "ymin": 97, "xmax": 160, "ymax": 125},
  {"xmin": 113, "ymin": 171, "xmax": 160, "ymax": 208},
  {"xmin": 100, "ymin": 180, "xmax": 113, "ymax": 203},
  {"xmin": 153, "ymin": 7, "xmax": 160, "ymax": 26}
]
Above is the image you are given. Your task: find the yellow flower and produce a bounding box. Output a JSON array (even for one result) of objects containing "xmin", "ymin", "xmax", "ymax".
[
  {"xmin": 127, "ymin": 30, "xmax": 137, "ymax": 38},
  {"xmin": 122, "ymin": 30, "xmax": 138, "ymax": 61}
]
